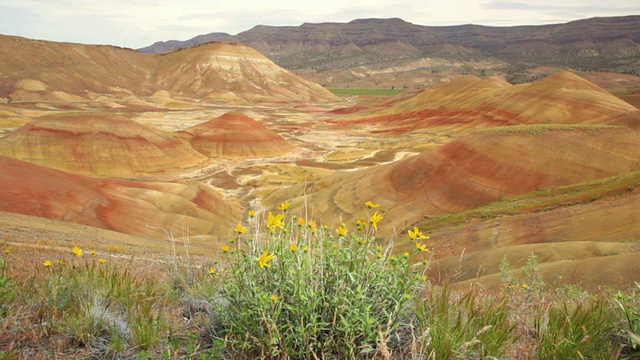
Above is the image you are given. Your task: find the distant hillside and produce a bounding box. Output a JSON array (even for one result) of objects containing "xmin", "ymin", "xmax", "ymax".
[
  {"xmin": 140, "ymin": 32, "xmax": 233, "ymax": 54},
  {"xmin": 139, "ymin": 16, "xmax": 640, "ymax": 87},
  {"xmin": 0, "ymin": 36, "xmax": 336, "ymax": 103}
]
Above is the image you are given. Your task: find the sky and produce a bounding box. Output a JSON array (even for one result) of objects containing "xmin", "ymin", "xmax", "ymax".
[{"xmin": 0, "ymin": 0, "xmax": 638, "ymax": 49}]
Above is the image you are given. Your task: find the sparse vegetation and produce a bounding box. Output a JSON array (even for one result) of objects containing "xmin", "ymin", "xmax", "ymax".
[
  {"xmin": 413, "ymin": 170, "xmax": 640, "ymax": 233},
  {"xmin": 479, "ymin": 124, "xmax": 624, "ymax": 135},
  {"xmin": 1, "ymin": 204, "xmax": 640, "ymax": 358}
]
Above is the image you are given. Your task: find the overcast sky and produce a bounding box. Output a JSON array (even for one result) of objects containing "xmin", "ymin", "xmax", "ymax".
[{"xmin": 0, "ymin": 0, "xmax": 638, "ymax": 49}]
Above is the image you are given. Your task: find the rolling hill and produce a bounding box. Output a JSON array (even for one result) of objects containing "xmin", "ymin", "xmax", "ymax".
[
  {"xmin": 179, "ymin": 112, "xmax": 298, "ymax": 158},
  {"xmin": 263, "ymin": 126, "xmax": 640, "ymax": 234},
  {"xmin": 0, "ymin": 112, "xmax": 209, "ymax": 177},
  {"xmin": 0, "ymin": 156, "xmax": 243, "ymax": 239},
  {"xmin": 328, "ymin": 71, "xmax": 640, "ymax": 135},
  {"xmin": 0, "ymin": 35, "xmax": 337, "ymax": 104}
]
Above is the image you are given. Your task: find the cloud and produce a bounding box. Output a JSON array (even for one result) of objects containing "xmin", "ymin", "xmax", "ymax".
[
  {"xmin": 483, "ymin": 1, "xmax": 640, "ymax": 14},
  {"xmin": 0, "ymin": 4, "xmax": 41, "ymax": 38}
]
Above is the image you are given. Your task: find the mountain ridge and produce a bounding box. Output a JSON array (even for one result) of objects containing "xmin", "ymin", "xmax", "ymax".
[{"xmin": 138, "ymin": 16, "xmax": 640, "ymax": 80}]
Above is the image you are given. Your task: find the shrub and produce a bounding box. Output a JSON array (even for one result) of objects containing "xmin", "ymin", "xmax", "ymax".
[{"xmin": 202, "ymin": 202, "xmax": 429, "ymax": 358}]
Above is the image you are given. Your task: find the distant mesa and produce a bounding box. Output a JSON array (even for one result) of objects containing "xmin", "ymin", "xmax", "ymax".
[
  {"xmin": 179, "ymin": 112, "xmax": 297, "ymax": 158},
  {"xmin": 0, "ymin": 156, "xmax": 242, "ymax": 239},
  {"xmin": 139, "ymin": 32, "xmax": 234, "ymax": 54},
  {"xmin": 137, "ymin": 16, "xmax": 640, "ymax": 87},
  {"xmin": 265, "ymin": 126, "xmax": 640, "ymax": 234},
  {"xmin": 0, "ymin": 112, "xmax": 208, "ymax": 177}
]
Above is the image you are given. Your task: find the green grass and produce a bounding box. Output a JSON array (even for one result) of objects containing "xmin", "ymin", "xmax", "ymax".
[
  {"xmin": 478, "ymin": 124, "xmax": 624, "ymax": 135},
  {"xmin": 328, "ymin": 88, "xmax": 406, "ymax": 96}
]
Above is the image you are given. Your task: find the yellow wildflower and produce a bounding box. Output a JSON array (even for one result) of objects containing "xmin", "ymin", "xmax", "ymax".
[
  {"xmin": 43, "ymin": 260, "xmax": 52, "ymax": 267},
  {"xmin": 376, "ymin": 245, "xmax": 383, "ymax": 252},
  {"xmin": 336, "ymin": 223, "xmax": 348, "ymax": 237},
  {"xmin": 408, "ymin": 226, "xmax": 428, "ymax": 240},
  {"xmin": 310, "ymin": 226, "xmax": 317, "ymax": 234},
  {"xmin": 405, "ymin": 294, "xmax": 412, "ymax": 300},
  {"xmin": 521, "ymin": 284, "xmax": 529, "ymax": 289},
  {"xmin": 235, "ymin": 223, "xmax": 248, "ymax": 234},
  {"xmin": 358, "ymin": 239, "xmax": 365, "ymax": 245},
  {"xmin": 266, "ymin": 212, "xmax": 284, "ymax": 232},
  {"xmin": 403, "ymin": 252, "xmax": 410, "ymax": 258},
  {"xmin": 377, "ymin": 253, "xmax": 383, "ymax": 259},
  {"xmin": 98, "ymin": 258, "xmax": 106, "ymax": 263},
  {"xmin": 290, "ymin": 243, "xmax": 298, "ymax": 251},
  {"xmin": 303, "ymin": 246, "xmax": 309, "ymax": 252},
  {"xmin": 4, "ymin": 249, "xmax": 9, "ymax": 254},
  {"xmin": 90, "ymin": 249, "xmax": 96, "ymax": 255},
  {"xmin": 270, "ymin": 294, "xmax": 278, "ymax": 302},
  {"xmin": 307, "ymin": 220, "xmax": 316, "ymax": 229},
  {"xmin": 415, "ymin": 242, "xmax": 429, "ymax": 252},
  {"xmin": 365, "ymin": 201, "xmax": 380, "ymax": 209},
  {"xmin": 256, "ymin": 251, "xmax": 275, "ymax": 268},
  {"xmin": 221, "ymin": 245, "xmax": 230, "ymax": 253},
  {"xmin": 421, "ymin": 275, "xmax": 428, "ymax": 282},
  {"xmin": 208, "ymin": 267, "xmax": 216, "ymax": 276},
  {"xmin": 72, "ymin": 246, "xmax": 82, "ymax": 257},
  {"xmin": 369, "ymin": 211, "xmax": 383, "ymax": 231},
  {"xmin": 297, "ymin": 218, "xmax": 305, "ymax": 226},
  {"xmin": 248, "ymin": 210, "xmax": 256, "ymax": 218},
  {"xmin": 277, "ymin": 201, "xmax": 290, "ymax": 211}
]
